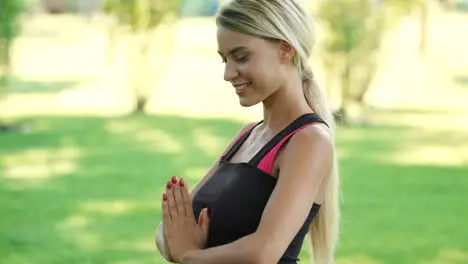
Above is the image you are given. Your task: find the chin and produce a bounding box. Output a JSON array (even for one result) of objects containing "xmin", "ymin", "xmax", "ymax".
[{"xmin": 239, "ymin": 98, "xmax": 260, "ymax": 107}]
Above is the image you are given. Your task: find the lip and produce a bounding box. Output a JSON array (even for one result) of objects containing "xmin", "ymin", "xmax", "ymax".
[
  {"xmin": 233, "ymin": 82, "xmax": 251, "ymax": 95},
  {"xmin": 233, "ymin": 82, "xmax": 251, "ymax": 88}
]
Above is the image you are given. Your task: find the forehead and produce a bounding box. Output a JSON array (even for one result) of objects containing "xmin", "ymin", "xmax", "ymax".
[{"xmin": 217, "ymin": 27, "xmax": 267, "ymax": 53}]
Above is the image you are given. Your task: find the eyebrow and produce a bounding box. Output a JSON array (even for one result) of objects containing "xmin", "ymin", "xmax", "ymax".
[{"xmin": 218, "ymin": 46, "xmax": 248, "ymax": 57}]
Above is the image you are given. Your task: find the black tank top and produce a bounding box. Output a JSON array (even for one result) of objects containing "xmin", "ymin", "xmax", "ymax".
[{"xmin": 192, "ymin": 113, "xmax": 327, "ymax": 263}]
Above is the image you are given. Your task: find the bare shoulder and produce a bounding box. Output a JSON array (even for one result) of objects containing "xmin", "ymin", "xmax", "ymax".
[
  {"xmin": 292, "ymin": 122, "xmax": 332, "ymax": 149},
  {"xmin": 280, "ymin": 123, "xmax": 333, "ymax": 170}
]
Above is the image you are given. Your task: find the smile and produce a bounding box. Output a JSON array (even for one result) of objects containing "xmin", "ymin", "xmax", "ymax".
[{"xmin": 234, "ymin": 82, "xmax": 251, "ymax": 94}]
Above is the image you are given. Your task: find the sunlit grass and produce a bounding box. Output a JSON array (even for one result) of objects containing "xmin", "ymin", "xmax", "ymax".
[
  {"xmin": 1, "ymin": 147, "xmax": 83, "ymax": 180},
  {"xmin": 336, "ymin": 254, "xmax": 382, "ymax": 264},
  {"xmin": 0, "ymin": 110, "xmax": 467, "ymax": 264},
  {"xmin": 378, "ymin": 143, "xmax": 468, "ymax": 166},
  {"xmin": 420, "ymin": 249, "xmax": 468, "ymax": 264}
]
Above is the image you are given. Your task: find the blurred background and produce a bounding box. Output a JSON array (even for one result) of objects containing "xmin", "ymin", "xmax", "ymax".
[{"xmin": 0, "ymin": 0, "xmax": 467, "ymax": 263}]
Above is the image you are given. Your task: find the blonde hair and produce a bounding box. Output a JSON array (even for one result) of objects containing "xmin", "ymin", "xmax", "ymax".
[{"xmin": 216, "ymin": 1, "xmax": 340, "ymax": 263}]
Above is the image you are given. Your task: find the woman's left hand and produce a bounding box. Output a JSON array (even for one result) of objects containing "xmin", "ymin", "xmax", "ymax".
[{"xmin": 162, "ymin": 176, "xmax": 208, "ymax": 262}]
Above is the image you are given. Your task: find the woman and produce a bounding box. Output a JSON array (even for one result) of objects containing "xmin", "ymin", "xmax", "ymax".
[{"xmin": 155, "ymin": 0, "xmax": 340, "ymax": 263}]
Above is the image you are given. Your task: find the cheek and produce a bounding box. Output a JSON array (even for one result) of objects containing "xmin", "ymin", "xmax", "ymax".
[
  {"xmin": 242, "ymin": 60, "xmax": 275, "ymax": 85},
  {"xmin": 255, "ymin": 64, "xmax": 281, "ymax": 91}
]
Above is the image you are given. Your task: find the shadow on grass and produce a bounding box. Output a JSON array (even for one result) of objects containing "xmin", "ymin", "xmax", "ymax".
[
  {"xmin": 6, "ymin": 77, "xmax": 84, "ymax": 94},
  {"xmin": 0, "ymin": 112, "xmax": 467, "ymax": 264},
  {"xmin": 0, "ymin": 114, "xmax": 243, "ymax": 264}
]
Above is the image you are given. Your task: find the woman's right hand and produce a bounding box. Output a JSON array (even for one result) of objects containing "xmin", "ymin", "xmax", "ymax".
[
  {"xmin": 155, "ymin": 200, "xmax": 210, "ymax": 262},
  {"xmin": 161, "ymin": 176, "xmax": 212, "ymax": 262}
]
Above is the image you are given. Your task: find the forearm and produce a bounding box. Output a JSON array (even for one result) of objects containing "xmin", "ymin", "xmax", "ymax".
[{"xmin": 180, "ymin": 235, "xmax": 261, "ymax": 264}]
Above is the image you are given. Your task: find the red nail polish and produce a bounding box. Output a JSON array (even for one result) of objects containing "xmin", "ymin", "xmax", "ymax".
[
  {"xmin": 167, "ymin": 181, "xmax": 172, "ymax": 189},
  {"xmin": 171, "ymin": 176, "xmax": 178, "ymax": 184},
  {"xmin": 179, "ymin": 179, "xmax": 185, "ymax": 187},
  {"xmin": 163, "ymin": 193, "xmax": 167, "ymax": 201}
]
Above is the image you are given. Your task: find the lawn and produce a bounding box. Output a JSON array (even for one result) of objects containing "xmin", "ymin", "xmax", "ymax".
[
  {"xmin": 1, "ymin": 8, "xmax": 468, "ymax": 264},
  {"xmin": 0, "ymin": 108, "xmax": 467, "ymax": 264}
]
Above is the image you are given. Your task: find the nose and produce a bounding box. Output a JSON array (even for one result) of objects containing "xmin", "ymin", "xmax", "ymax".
[{"xmin": 223, "ymin": 61, "xmax": 239, "ymax": 82}]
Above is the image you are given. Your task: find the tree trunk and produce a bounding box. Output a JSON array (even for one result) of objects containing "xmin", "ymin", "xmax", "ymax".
[
  {"xmin": 42, "ymin": 0, "xmax": 68, "ymax": 14},
  {"xmin": 338, "ymin": 61, "xmax": 352, "ymax": 124},
  {"xmin": 355, "ymin": 61, "xmax": 376, "ymax": 103},
  {"xmin": 0, "ymin": 37, "xmax": 12, "ymax": 100},
  {"xmin": 133, "ymin": 93, "xmax": 148, "ymax": 114},
  {"xmin": 130, "ymin": 37, "xmax": 151, "ymax": 115},
  {"xmin": 419, "ymin": 0, "xmax": 429, "ymax": 54}
]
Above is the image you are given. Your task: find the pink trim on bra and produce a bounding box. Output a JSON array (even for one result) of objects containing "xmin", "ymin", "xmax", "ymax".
[{"xmin": 256, "ymin": 123, "xmax": 317, "ymax": 175}]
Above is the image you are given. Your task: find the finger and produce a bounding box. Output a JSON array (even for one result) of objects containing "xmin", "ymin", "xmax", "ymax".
[
  {"xmin": 202, "ymin": 207, "xmax": 211, "ymax": 231},
  {"xmin": 166, "ymin": 181, "xmax": 178, "ymax": 219},
  {"xmin": 198, "ymin": 208, "xmax": 204, "ymax": 227},
  {"xmin": 197, "ymin": 208, "xmax": 210, "ymax": 238},
  {"xmin": 201, "ymin": 207, "xmax": 210, "ymax": 236},
  {"xmin": 162, "ymin": 193, "xmax": 172, "ymax": 228},
  {"xmin": 180, "ymin": 178, "xmax": 194, "ymax": 218},
  {"xmin": 172, "ymin": 177, "xmax": 185, "ymax": 217}
]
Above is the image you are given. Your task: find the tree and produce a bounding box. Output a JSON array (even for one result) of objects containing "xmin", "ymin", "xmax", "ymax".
[
  {"xmin": 102, "ymin": 0, "xmax": 182, "ymax": 114},
  {"xmin": 385, "ymin": 0, "xmax": 429, "ymax": 53},
  {"xmin": 0, "ymin": 0, "xmax": 24, "ymax": 97},
  {"xmin": 317, "ymin": 0, "xmax": 386, "ymax": 124},
  {"xmin": 316, "ymin": 0, "xmax": 426, "ymax": 124},
  {"xmin": 0, "ymin": 0, "xmax": 25, "ymax": 132}
]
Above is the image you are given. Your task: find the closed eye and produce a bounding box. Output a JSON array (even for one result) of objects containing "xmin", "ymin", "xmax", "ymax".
[{"xmin": 236, "ymin": 56, "xmax": 248, "ymax": 63}]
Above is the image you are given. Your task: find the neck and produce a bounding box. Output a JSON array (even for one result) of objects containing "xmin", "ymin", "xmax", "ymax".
[{"xmin": 261, "ymin": 77, "xmax": 313, "ymax": 133}]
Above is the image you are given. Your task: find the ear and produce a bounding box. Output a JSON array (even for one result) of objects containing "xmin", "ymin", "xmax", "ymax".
[{"xmin": 278, "ymin": 40, "xmax": 296, "ymax": 63}]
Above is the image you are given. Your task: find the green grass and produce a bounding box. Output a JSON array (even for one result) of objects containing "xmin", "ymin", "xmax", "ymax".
[
  {"xmin": 0, "ymin": 115, "xmax": 242, "ymax": 264},
  {"xmin": 5, "ymin": 77, "xmax": 84, "ymax": 94},
  {"xmin": 0, "ymin": 110, "xmax": 467, "ymax": 264}
]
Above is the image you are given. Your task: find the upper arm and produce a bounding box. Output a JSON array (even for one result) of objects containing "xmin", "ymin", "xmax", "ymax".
[
  {"xmin": 189, "ymin": 121, "xmax": 258, "ymax": 200},
  {"xmin": 253, "ymin": 124, "xmax": 334, "ymax": 263}
]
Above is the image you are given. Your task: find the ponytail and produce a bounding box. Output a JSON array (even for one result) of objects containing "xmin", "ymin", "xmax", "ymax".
[
  {"xmin": 215, "ymin": 0, "xmax": 340, "ymax": 261},
  {"xmin": 301, "ymin": 62, "xmax": 341, "ymax": 264}
]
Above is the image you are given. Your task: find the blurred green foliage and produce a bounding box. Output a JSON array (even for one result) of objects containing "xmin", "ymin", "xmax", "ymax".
[
  {"xmin": 0, "ymin": 0, "xmax": 24, "ymax": 40},
  {"xmin": 102, "ymin": 0, "xmax": 181, "ymax": 32},
  {"xmin": 102, "ymin": 0, "xmax": 182, "ymax": 114},
  {"xmin": 179, "ymin": 0, "xmax": 219, "ymax": 17},
  {"xmin": 316, "ymin": 0, "xmax": 426, "ymax": 123},
  {"xmin": 0, "ymin": 0, "xmax": 25, "ymax": 92}
]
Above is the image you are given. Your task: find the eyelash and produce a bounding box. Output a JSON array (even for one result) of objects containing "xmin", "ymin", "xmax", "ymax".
[
  {"xmin": 221, "ymin": 56, "xmax": 248, "ymax": 64},
  {"xmin": 237, "ymin": 56, "xmax": 248, "ymax": 63}
]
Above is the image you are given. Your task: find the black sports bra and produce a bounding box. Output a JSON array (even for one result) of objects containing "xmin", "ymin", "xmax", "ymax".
[{"xmin": 192, "ymin": 113, "xmax": 327, "ymax": 263}]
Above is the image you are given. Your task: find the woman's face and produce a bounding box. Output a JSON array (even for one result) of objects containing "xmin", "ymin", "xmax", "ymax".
[{"xmin": 217, "ymin": 27, "xmax": 288, "ymax": 107}]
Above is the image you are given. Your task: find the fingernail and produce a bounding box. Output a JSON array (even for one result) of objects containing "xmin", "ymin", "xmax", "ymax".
[
  {"xmin": 167, "ymin": 181, "xmax": 172, "ymax": 189},
  {"xmin": 171, "ymin": 176, "xmax": 178, "ymax": 184},
  {"xmin": 179, "ymin": 179, "xmax": 185, "ymax": 187},
  {"xmin": 162, "ymin": 193, "xmax": 167, "ymax": 201}
]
